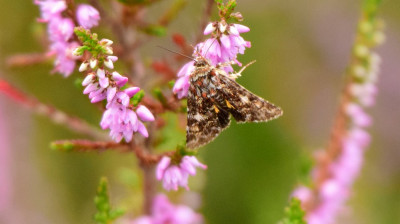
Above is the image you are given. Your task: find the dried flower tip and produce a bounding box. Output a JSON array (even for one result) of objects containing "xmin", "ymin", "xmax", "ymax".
[
  {"xmin": 104, "ymin": 59, "xmax": 114, "ymax": 69},
  {"xmin": 90, "ymin": 59, "xmax": 98, "ymax": 69},
  {"xmin": 219, "ymin": 21, "xmax": 227, "ymax": 33},
  {"xmin": 99, "ymin": 39, "xmax": 113, "ymax": 46},
  {"xmin": 204, "ymin": 23, "xmax": 216, "ymax": 35},
  {"xmin": 79, "ymin": 62, "xmax": 89, "ymax": 72},
  {"xmin": 104, "ymin": 46, "xmax": 113, "ymax": 55},
  {"xmin": 82, "ymin": 73, "xmax": 95, "ymax": 86},
  {"xmin": 107, "ymin": 56, "xmax": 118, "ymax": 62},
  {"xmin": 230, "ymin": 12, "xmax": 244, "ymax": 21},
  {"xmin": 97, "ymin": 68, "xmax": 105, "ymax": 78}
]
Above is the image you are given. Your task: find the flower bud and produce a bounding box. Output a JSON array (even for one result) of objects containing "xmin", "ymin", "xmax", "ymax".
[
  {"xmin": 104, "ymin": 46, "xmax": 113, "ymax": 55},
  {"xmin": 136, "ymin": 105, "xmax": 155, "ymax": 122},
  {"xmin": 90, "ymin": 59, "xmax": 98, "ymax": 69},
  {"xmin": 82, "ymin": 73, "xmax": 95, "ymax": 86},
  {"xmin": 104, "ymin": 59, "xmax": 114, "ymax": 69},
  {"xmin": 100, "ymin": 39, "xmax": 113, "ymax": 46},
  {"xmin": 203, "ymin": 23, "xmax": 216, "ymax": 35},
  {"xmin": 79, "ymin": 62, "xmax": 89, "ymax": 72}
]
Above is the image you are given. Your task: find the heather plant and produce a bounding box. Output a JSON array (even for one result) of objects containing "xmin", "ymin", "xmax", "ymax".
[{"xmin": 0, "ymin": 0, "xmax": 389, "ymax": 223}]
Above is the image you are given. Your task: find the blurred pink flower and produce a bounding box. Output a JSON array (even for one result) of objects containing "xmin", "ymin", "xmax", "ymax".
[
  {"xmin": 132, "ymin": 194, "xmax": 203, "ymax": 224},
  {"xmin": 76, "ymin": 4, "xmax": 100, "ymax": 29},
  {"xmin": 156, "ymin": 156, "xmax": 207, "ymax": 191},
  {"xmin": 0, "ymin": 106, "xmax": 12, "ymax": 215},
  {"xmin": 34, "ymin": 0, "xmax": 67, "ymax": 22}
]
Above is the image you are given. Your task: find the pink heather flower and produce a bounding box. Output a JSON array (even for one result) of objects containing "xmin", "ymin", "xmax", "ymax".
[
  {"xmin": 199, "ymin": 22, "xmax": 251, "ymax": 68},
  {"xmin": 172, "ymin": 61, "xmax": 194, "ymax": 99},
  {"xmin": 48, "ymin": 17, "xmax": 75, "ymax": 42},
  {"xmin": 345, "ymin": 103, "xmax": 372, "ymax": 127},
  {"xmin": 100, "ymin": 89, "xmax": 153, "ymax": 142},
  {"xmin": 34, "ymin": 0, "xmax": 67, "ymax": 22},
  {"xmin": 76, "ymin": 4, "xmax": 100, "ymax": 29},
  {"xmin": 132, "ymin": 194, "xmax": 203, "ymax": 224},
  {"xmin": 292, "ymin": 186, "xmax": 313, "ymax": 203},
  {"xmin": 50, "ymin": 41, "xmax": 79, "ymax": 76},
  {"xmin": 136, "ymin": 105, "xmax": 155, "ymax": 122},
  {"xmin": 35, "ymin": 0, "xmax": 81, "ymax": 77},
  {"xmin": 0, "ymin": 106, "xmax": 12, "ymax": 214},
  {"xmin": 156, "ymin": 156, "xmax": 207, "ymax": 191},
  {"xmin": 173, "ymin": 22, "xmax": 251, "ymax": 99}
]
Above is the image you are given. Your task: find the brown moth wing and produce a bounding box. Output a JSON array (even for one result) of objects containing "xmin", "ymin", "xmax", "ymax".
[
  {"xmin": 186, "ymin": 71, "xmax": 231, "ymax": 149},
  {"xmin": 216, "ymin": 72, "xmax": 283, "ymax": 123}
]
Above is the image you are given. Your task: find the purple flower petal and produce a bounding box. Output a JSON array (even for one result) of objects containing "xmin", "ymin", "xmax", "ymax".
[
  {"xmin": 137, "ymin": 121, "xmax": 149, "ymax": 138},
  {"xmin": 203, "ymin": 22, "xmax": 215, "ymax": 35},
  {"xmin": 83, "ymin": 83, "xmax": 99, "ymax": 94},
  {"xmin": 106, "ymin": 87, "xmax": 117, "ymax": 102},
  {"xmin": 156, "ymin": 157, "xmax": 171, "ymax": 180},
  {"xmin": 233, "ymin": 24, "xmax": 250, "ymax": 33},
  {"xmin": 137, "ymin": 105, "xmax": 155, "ymax": 122},
  {"xmin": 124, "ymin": 87, "xmax": 141, "ymax": 97}
]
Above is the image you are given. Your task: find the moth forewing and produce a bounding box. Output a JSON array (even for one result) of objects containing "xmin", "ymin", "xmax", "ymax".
[{"xmin": 186, "ymin": 57, "xmax": 283, "ymax": 149}]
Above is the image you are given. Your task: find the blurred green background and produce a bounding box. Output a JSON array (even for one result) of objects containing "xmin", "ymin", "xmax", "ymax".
[{"xmin": 1, "ymin": 0, "xmax": 399, "ymax": 223}]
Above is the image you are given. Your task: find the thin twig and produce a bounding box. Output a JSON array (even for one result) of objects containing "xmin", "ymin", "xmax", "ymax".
[
  {"xmin": 195, "ymin": 0, "xmax": 214, "ymax": 44},
  {"xmin": 6, "ymin": 53, "xmax": 51, "ymax": 67},
  {"xmin": 0, "ymin": 79, "xmax": 108, "ymax": 140},
  {"xmin": 51, "ymin": 139, "xmax": 130, "ymax": 152}
]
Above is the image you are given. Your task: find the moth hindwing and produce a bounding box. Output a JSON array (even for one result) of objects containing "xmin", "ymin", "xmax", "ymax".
[{"xmin": 186, "ymin": 57, "xmax": 283, "ymax": 149}]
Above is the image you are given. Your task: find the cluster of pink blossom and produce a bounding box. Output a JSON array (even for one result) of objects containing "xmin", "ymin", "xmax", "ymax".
[
  {"xmin": 292, "ymin": 52, "xmax": 382, "ymax": 224},
  {"xmin": 173, "ymin": 20, "xmax": 251, "ymax": 98},
  {"xmin": 156, "ymin": 156, "xmax": 207, "ymax": 191},
  {"xmin": 77, "ymin": 39, "xmax": 155, "ymax": 142},
  {"xmin": 34, "ymin": 0, "xmax": 100, "ymax": 76},
  {"xmin": 132, "ymin": 194, "xmax": 203, "ymax": 224}
]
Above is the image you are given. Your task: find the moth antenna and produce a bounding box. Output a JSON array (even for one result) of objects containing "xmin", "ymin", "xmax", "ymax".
[
  {"xmin": 156, "ymin": 45, "xmax": 194, "ymax": 60},
  {"xmin": 237, "ymin": 60, "xmax": 256, "ymax": 74},
  {"xmin": 204, "ymin": 38, "xmax": 217, "ymax": 57}
]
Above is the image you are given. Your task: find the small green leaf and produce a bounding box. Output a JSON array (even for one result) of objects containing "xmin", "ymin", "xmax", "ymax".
[
  {"xmin": 141, "ymin": 25, "xmax": 167, "ymax": 37},
  {"xmin": 94, "ymin": 177, "xmax": 125, "ymax": 224},
  {"xmin": 131, "ymin": 90, "xmax": 145, "ymax": 106},
  {"xmin": 50, "ymin": 141, "xmax": 74, "ymax": 152},
  {"xmin": 168, "ymin": 80, "xmax": 175, "ymax": 89},
  {"xmin": 152, "ymin": 88, "xmax": 167, "ymax": 105},
  {"xmin": 278, "ymin": 198, "xmax": 307, "ymax": 224}
]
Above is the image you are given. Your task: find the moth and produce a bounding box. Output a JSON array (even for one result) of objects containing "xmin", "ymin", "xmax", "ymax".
[{"xmin": 186, "ymin": 56, "xmax": 283, "ymax": 149}]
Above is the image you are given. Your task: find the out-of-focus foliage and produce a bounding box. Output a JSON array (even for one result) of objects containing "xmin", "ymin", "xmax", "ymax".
[
  {"xmin": 1, "ymin": 0, "xmax": 399, "ymax": 224},
  {"xmin": 94, "ymin": 177, "xmax": 125, "ymax": 224},
  {"xmin": 278, "ymin": 198, "xmax": 307, "ymax": 224}
]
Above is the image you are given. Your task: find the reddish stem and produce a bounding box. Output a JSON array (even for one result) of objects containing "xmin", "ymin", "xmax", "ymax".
[{"xmin": 0, "ymin": 79, "xmax": 107, "ymax": 140}]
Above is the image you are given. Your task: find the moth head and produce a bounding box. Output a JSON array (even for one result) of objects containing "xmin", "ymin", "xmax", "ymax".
[{"xmin": 193, "ymin": 56, "xmax": 210, "ymax": 68}]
